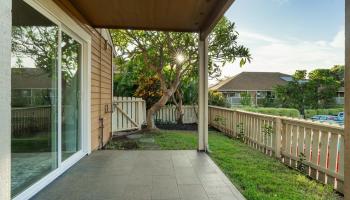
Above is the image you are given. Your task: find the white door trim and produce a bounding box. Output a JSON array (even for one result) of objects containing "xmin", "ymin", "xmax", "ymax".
[{"xmin": 0, "ymin": 0, "xmax": 12, "ymax": 199}]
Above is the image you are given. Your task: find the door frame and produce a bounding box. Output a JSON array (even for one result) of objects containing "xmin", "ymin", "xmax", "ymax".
[
  {"xmin": 13, "ymin": 0, "xmax": 91, "ymax": 199},
  {"xmin": 60, "ymin": 25, "xmax": 85, "ymax": 166}
]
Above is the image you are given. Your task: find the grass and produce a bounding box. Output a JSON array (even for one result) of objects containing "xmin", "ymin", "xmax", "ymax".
[
  {"xmin": 145, "ymin": 130, "xmax": 340, "ymax": 200},
  {"xmin": 154, "ymin": 130, "xmax": 197, "ymax": 149},
  {"xmin": 12, "ymin": 134, "xmax": 51, "ymax": 153}
]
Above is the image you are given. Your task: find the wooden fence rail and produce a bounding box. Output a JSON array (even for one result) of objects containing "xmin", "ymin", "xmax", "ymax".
[
  {"xmin": 154, "ymin": 105, "xmax": 198, "ymax": 124},
  {"xmin": 12, "ymin": 106, "xmax": 52, "ymax": 137},
  {"xmin": 209, "ymin": 105, "xmax": 344, "ymax": 193}
]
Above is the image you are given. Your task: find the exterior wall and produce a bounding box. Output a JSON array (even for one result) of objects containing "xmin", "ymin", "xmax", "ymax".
[
  {"xmin": 90, "ymin": 30, "xmax": 113, "ymax": 150},
  {"xmin": 224, "ymin": 90, "xmax": 258, "ymax": 106},
  {"xmin": 248, "ymin": 91, "xmax": 257, "ymax": 105},
  {"xmin": 0, "ymin": 0, "xmax": 11, "ymax": 199},
  {"xmin": 53, "ymin": 0, "xmax": 113, "ymax": 151}
]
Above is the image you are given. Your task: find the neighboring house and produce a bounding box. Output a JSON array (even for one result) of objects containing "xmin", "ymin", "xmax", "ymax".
[
  {"xmin": 336, "ymin": 87, "xmax": 345, "ymax": 105},
  {"xmin": 210, "ymin": 72, "xmax": 292, "ymax": 106},
  {"xmin": 211, "ymin": 72, "xmax": 345, "ymax": 106},
  {"xmin": 11, "ymin": 68, "xmax": 54, "ymax": 107}
]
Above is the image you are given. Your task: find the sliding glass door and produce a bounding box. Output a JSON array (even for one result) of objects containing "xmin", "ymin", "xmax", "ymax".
[
  {"xmin": 11, "ymin": 0, "xmax": 84, "ymax": 197},
  {"xmin": 61, "ymin": 31, "xmax": 82, "ymax": 161}
]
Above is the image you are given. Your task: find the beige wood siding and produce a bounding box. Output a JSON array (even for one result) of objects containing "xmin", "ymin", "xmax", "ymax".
[
  {"xmin": 91, "ymin": 32, "xmax": 113, "ymax": 150},
  {"xmin": 54, "ymin": 0, "xmax": 113, "ymax": 151}
]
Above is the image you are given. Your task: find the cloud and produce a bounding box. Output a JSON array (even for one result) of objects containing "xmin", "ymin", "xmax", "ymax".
[
  {"xmin": 330, "ymin": 27, "xmax": 345, "ymax": 48},
  {"xmin": 238, "ymin": 31, "xmax": 281, "ymax": 43},
  {"xmin": 210, "ymin": 28, "xmax": 344, "ymax": 84}
]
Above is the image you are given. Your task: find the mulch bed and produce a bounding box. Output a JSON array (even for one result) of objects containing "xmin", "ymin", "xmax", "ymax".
[{"xmin": 154, "ymin": 123, "xmax": 198, "ymax": 131}]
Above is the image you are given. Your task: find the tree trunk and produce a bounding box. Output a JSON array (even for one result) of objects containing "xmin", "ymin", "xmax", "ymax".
[
  {"xmin": 176, "ymin": 92, "xmax": 184, "ymax": 125},
  {"xmin": 146, "ymin": 90, "xmax": 173, "ymax": 130}
]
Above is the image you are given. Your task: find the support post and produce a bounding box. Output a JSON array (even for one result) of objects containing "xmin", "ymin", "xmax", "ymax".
[
  {"xmin": 198, "ymin": 36, "xmax": 209, "ymax": 151},
  {"xmin": 0, "ymin": 0, "xmax": 12, "ymax": 199},
  {"xmin": 274, "ymin": 118, "xmax": 282, "ymax": 159},
  {"xmin": 344, "ymin": 1, "xmax": 350, "ymax": 198}
]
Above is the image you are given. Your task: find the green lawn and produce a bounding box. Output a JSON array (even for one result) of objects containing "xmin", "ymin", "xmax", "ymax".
[
  {"xmin": 154, "ymin": 130, "xmax": 197, "ymax": 150},
  {"xmin": 12, "ymin": 134, "xmax": 51, "ymax": 153},
  {"xmin": 151, "ymin": 130, "xmax": 340, "ymax": 200}
]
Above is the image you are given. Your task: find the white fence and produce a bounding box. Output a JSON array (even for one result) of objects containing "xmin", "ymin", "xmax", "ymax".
[
  {"xmin": 209, "ymin": 105, "xmax": 344, "ymax": 193},
  {"xmin": 154, "ymin": 105, "xmax": 198, "ymax": 124},
  {"xmin": 112, "ymin": 97, "xmax": 198, "ymax": 132},
  {"xmin": 112, "ymin": 97, "xmax": 146, "ymax": 132}
]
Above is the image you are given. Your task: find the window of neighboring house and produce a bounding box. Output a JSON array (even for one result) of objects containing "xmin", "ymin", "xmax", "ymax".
[
  {"xmin": 257, "ymin": 91, "xmax": 267, "ymax": 98},
  {"xmin": 257, "ymin": 91, "xmax": 261, "ymax": 98},
  {"xmin": 232, "ymin": 92, "xmax": 240, "ymax": 97}
]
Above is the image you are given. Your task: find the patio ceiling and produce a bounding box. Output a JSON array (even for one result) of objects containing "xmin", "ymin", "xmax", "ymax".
[{"xmin": 67, "ymin": 0, "xmax": 235, "ymax": 39}]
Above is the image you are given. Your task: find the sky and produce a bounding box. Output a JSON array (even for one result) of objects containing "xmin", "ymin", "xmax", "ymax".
[{"xmin": 212, "ymin": 0, "xmax": 345, "ymax": 84}]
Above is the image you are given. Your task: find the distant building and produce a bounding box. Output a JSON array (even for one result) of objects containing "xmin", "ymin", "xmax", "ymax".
[
  {"xmin": 210, "ymin": 72, "xmax": 293, "ymax": 106},
  {"xmin": 336, "ymin": 87, "xmax": 344, "ymax": 105},
  {"xmin": 11, "ymin": 68, "xmax": 53, "ymax": 107},
  {"xmin": 211, "ymin": 71, "xmax": 345, "ymax": 106}
]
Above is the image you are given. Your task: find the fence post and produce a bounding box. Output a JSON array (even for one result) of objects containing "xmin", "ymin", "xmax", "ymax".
[
  {"xmin": 233, "ymin": 111, "xmax": 237, "ymax": 136},
  {"xmin": 274, "ymin": 117, "xmax": 282, "ymax": 158},
  {"xmin": 137, "ymin": 99, "xmax": 143, "ymax": 130}
]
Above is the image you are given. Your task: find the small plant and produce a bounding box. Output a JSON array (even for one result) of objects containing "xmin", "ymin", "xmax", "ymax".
[
  {"xmin": 297, "ymin": 152, "xmax": 307, "ymax": 172},
  {"xmin": 261, "ymin": 124, "xmax": 273, "ymax": 151},
  {"xmin": 214, "ymin": 115, "xmax": 226, "ymax": 126},
  {"xmin": 236, "ymin": 123, "xmax": 244, "ymax": 141}
]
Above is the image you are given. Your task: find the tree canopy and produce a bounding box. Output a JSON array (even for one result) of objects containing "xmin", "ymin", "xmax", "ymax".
[
  {"xmin": 111, "ymin": 17, "xmax": 251, "ymax": 128},
  {"xmin": 274, "ymin": 65, "xmax": 343, "ymax": 116}
]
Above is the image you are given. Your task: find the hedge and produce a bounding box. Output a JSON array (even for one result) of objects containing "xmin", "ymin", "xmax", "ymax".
[
  {"xmin": 304, "ymin": 108, "xmax": 344, "ymax": 118},
  {"xmin": 238, "ymin": 107, "xmax": 300, "ymax": 118},
  {"xmin": 232, "ymin": 107, "xmax": 344, "ymax": 119}
]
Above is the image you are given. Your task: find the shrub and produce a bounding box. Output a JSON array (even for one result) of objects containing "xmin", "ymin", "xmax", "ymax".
[
  {"xmin": 240, "ymin": 92, "xmax": 252, "ymax": 106},
  {"xmin": 239, "ymin": 107, "xmax": 300, "ymax": 118},
  {"xmin": 209, "ymin": 90, "xmax": 229, "ymax": 107},
  {"xmin": 305, "ymin": 108, "xmax": 344, "ymax": 118},
  {"xmin": 257, "ymin": 94, "xmax": 276, "ymax": 107}
]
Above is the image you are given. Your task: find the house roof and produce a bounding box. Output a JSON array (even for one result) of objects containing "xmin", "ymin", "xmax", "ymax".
[
  {"xmin": 61, "ymin": 0, "xmax": 234, "ymax": 39},
  {"xmin": 12, "ymin": 68, "xmax": 52, "ymax": 89},
  {"xmin": 210, "ymin": 72, "xmax": 292, "ymax": 91}
]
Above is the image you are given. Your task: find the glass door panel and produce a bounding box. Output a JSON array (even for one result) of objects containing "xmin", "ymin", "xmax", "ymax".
[
  {"xmin": 61, "ymin": 31, "xmax": 82, "ymax": 161},
  {"xmin": 11, "ymin": 0, "xmax": 58, "ymax": 196}
]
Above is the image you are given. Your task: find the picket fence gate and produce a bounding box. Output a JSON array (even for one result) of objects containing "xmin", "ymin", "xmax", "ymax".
[{"xmin": 112, "ymin": 97, "xmax": 146, "ymax": 132}]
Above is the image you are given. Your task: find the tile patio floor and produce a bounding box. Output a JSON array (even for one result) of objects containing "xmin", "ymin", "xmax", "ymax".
[{"xmin": 32, "ymin": 150, "xmax": 245, "ymax": 200}]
